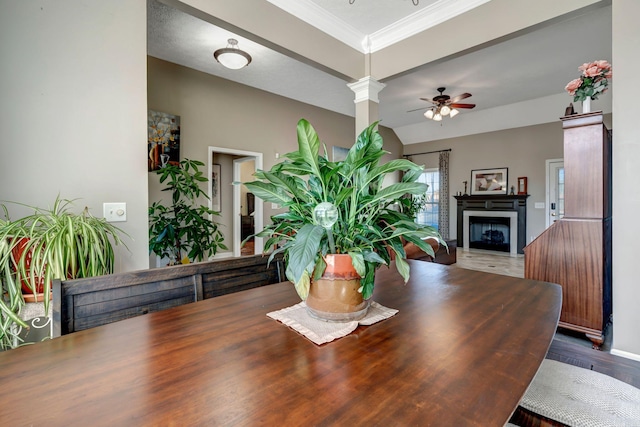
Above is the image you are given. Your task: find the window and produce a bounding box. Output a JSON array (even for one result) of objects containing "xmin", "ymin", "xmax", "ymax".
[{"xmin": 415, "ymin": 168, "xmax": 439, "ymax": 228}]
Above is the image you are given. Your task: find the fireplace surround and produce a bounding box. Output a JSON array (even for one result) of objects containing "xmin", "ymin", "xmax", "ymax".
[{"xmin": 454, "ymin": 194, "xmax": 528, "ymax": 255}]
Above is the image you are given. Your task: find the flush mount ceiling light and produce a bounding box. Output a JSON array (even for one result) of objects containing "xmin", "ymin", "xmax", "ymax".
[{"xmin": 213, "ymin": 38, "xmax": 252, "ymax": 70}]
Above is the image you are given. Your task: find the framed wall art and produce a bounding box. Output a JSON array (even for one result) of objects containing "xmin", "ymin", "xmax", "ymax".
[
  {"xmin": 470, "ymin": 168, "xmax": 508, "ymax": 195},
  {"xmin": 148, "ymin": 110, "xmax": 180, "ymax": 172}
]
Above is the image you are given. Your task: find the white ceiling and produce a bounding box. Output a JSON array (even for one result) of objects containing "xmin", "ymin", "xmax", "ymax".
[{"xmin": 147, "ymin": 0, "xmax": 612, "ymax": 144}]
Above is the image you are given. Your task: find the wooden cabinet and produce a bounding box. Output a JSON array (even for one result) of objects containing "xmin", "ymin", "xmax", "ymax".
[{"xmin": 524, "ymin": 112, "xmax": 611, "ymax": 348}]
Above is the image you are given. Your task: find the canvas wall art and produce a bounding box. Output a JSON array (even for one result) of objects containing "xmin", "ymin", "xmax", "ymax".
[
  {"xmin": 471, "ymin": 168, "xmax": 508, "ymax": 195},
  {"xmin": 148, "ymin": 110, "xmax": 180, "ymax": 171}
]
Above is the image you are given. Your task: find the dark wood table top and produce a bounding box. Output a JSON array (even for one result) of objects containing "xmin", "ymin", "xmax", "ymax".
[{"xmin": 0, "ymin": 261, "xmax": 561, "ymax": 426}]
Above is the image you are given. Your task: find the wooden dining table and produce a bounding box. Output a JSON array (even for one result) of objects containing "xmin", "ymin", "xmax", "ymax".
[{"xmin": 0, "ymin": 260, "xmax": 561, "ymax": 426}]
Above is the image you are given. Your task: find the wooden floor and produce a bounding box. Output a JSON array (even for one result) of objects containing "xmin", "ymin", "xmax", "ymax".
[{"xmin": 241, "ymin": 239, "xmax": 255, "ymax": 256}]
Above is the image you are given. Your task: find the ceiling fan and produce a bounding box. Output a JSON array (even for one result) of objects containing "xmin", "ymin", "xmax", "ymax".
[{"xmin": 409, "ymin": 87, "xmax": 475, "ymax": 121}]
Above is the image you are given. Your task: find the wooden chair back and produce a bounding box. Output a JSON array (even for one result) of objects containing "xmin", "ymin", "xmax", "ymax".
[{"xmin": 52, "ymin": 254, "xmax": 283, "ymax": 337}]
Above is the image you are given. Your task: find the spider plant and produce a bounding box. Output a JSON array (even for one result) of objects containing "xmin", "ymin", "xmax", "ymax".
[{"xmin": 0, "ymin": 197, "xmax": 128, "ymax": 350}]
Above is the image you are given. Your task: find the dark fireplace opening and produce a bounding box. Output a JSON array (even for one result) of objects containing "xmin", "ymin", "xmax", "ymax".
[{"xmin": 469, "ymin": 216, "xmax": 510, "ymax": 253}]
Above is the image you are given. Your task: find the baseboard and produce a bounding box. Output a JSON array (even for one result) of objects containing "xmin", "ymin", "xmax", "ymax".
[{"xmin": 611, "ymin": 348, "xmax": 640, "ymax": 362}]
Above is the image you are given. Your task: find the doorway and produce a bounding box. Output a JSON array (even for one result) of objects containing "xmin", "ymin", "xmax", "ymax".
[
  {"xmin": 546, "ymin": 158, "xmax": 565, "ymax": 228},
  {"xmin": 234, "ymin": 156, "xmax": 256, "ymax": 256},
  {"xmin": 208, "ymin": 147, "xmax": 263, "ymax": 258}
]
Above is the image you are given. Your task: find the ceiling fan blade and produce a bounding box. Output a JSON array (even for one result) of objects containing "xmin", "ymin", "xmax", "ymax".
[
  {"xmin": 449, "ymin": 93, "xmax": 472, "ymax": 103},
  {"xmin": 450, "ymin": 103, "xmax": 475, "ymax": 109},
  {"xmin": 407, "ymin": 106, "xmax": 429, "ymax": 113},
  {"xmin": 419, "ymin": 97, "xmax": 437, "ymax": 104}
]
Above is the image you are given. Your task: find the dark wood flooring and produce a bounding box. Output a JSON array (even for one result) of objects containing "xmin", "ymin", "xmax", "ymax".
[
  {"xmin": 241, "ymin": 239, "xmax": 255, "ymax": 256},
  {"xmin": 545, "ymin": 338, "xmax": 640, "ymax": 388}
]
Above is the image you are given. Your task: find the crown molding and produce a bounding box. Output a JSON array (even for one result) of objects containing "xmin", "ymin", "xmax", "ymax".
[
  {"xmin": 266, "ymin": 0, "xmax": 365, "ymax": 52},
  {"xmin": 267, "ymin": 0, "xmax": 490, "ymax": 53},
  {"xmin": 368, "ymin": 0, "xmax": 491, "ymax": 52}
]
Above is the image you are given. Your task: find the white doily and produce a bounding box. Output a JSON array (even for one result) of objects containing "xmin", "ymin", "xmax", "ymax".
[{"xmin": 267, "ymin": 301, "xmax": 398, "ymax": 345}]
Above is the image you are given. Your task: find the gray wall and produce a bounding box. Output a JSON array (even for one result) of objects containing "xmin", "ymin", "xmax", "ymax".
[
  {"xmin": 1, "ymin": 0, "xmax": 149, "ymax": 273},
  {"xmin": 612, "ymin": 0, "xmax": 640, "ymax": 359}
]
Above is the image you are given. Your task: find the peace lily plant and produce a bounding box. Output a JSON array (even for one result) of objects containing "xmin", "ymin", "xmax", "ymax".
[{"xmin": 245, "ymin": 119, "xmax": 445, "ymax": 301}]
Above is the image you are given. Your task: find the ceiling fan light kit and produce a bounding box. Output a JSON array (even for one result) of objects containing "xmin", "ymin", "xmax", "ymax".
[
  {"xmin": 413, "ymin": 87, "xmax": 475, "ymax": 121},
  {"xmin": 214, "ymin": 38, "xmax": 252, "ymax": 70}
]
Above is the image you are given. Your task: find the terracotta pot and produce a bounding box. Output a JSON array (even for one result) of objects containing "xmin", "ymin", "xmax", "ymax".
[
  {"xmin": 10, "ymin": 237, "xmax": 46, "ymax": 294},
  {"xmin": 22, "ymin": 291, "xmax": 52, "ymax": 304},
  {"xmin": 305, "ymin": 254, "xmax": 369, "ymax": 322}
]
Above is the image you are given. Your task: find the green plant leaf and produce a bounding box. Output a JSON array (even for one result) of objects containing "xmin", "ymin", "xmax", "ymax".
[
  {"xmin": 244, "ymin": 181, "xmax": 292, "ymax": 205},
  {"xmin": 296, "ymin": 119, "xmax": 322, "ymax": 180},
  {"xmin": 285, "ymin": 224, "xmax": 324, "ymax": 290}
]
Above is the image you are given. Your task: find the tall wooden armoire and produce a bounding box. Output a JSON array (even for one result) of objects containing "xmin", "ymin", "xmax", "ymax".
[{"xmin": 524, "ymin": 111, "xmax": 612, "ymax": 349}]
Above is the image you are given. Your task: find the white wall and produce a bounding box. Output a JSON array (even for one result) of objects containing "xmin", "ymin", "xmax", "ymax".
[
  {"xmin": 0, "ymin": 0, "xmax": 149, "ymax": 273},
  {"xmin": 611, "ymin": 0, "xmax": 640, "ymax": 360}
]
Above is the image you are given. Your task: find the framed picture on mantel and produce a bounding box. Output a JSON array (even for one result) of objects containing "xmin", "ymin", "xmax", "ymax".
[
  {"xmin": 517, "ymin": 177, "xmax": 528, "ymax": 195},
  {"xmin": 471, "ymin": 168, "xmax": 508, "ymax": 195}
]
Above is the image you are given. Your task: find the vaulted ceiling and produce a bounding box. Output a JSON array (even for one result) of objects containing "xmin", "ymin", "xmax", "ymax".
[{"xmin": 148, "ymin": 0, "xmax": 612, "ymax": 144}]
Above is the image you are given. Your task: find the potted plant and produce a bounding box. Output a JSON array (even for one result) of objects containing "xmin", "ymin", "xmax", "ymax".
[
  {"xmin": 149, "ymin": 158, "xmax": 227, "ymax": 265},
  {"xmin": 245, "ymin": 119, "xmax": 445, "ymax": 321},
  {"xmin": 0, "ymin": 197, "xmax": 128, "ymax": 350}
]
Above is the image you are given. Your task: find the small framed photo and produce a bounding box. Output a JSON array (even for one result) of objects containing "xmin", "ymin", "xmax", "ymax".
[
  {"xmin": 471, "ymin": 168, "xmax": 508, "ymax": 195},
  {"xmin": 517, "ymin": 177, "xmax": 528, "ymax": 195}
]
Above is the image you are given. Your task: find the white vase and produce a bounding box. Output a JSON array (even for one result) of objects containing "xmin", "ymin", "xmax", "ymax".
[{"xmin": 582, "ymin": 97, "xmax": 591, "ymax": 114}]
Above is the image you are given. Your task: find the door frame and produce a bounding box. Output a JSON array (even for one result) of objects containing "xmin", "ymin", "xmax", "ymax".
[
  {"xmin": 545, "ymin": 158, "xmax": 564, "ymax": 228},
  {"xmin": 208, "ymin": 146, "xmax": 263, "ymax": 258}
]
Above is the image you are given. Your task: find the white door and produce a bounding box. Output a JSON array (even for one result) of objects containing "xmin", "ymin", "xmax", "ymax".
[
  {"xmin": 233, "ymin": 157, "xmax": 256, "ymax": 257},
  {"xmin": 546, "ymin": 159, "xmax": 565, "ymax": 228}
]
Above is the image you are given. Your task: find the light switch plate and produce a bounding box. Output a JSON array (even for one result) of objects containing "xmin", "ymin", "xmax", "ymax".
[
  {"xmin": 103, "ymin": 202, "xmax": 127, "ymax": 222},
  {"xmin": 534, "ymin": 202, "xmax": 545, "ymax": 209}
]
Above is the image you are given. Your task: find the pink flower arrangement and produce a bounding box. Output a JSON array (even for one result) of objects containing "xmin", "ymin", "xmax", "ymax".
[{"xmin": 565, "ymin": 60, "xmax": 612, "ymax": 102}]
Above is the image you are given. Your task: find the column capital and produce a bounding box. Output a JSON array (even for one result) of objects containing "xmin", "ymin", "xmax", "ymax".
[{"xmin": 347, "ymin": 76, "xmax": 386, "ymax": 104}]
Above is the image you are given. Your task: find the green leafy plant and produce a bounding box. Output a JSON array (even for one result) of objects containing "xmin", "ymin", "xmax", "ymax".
[
  {"xmin": 245, "ymin": 119, "xmax": 445, "ymax": 301},
  {"xmin": 398, "ymin": 193, "xmax": 430, "ymax": 219},
  {"xmin": 0, "ymin": 197, "xmax": 128, "ymax": 350},
  {"xmin": 149, "ymin": 158, "xmax": 227, "ymax": 264}
]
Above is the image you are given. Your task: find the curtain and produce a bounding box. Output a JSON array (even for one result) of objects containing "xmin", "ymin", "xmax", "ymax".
[{"xmin": 438, "ymin": 151, "xmax": 450, "ymax": 240}]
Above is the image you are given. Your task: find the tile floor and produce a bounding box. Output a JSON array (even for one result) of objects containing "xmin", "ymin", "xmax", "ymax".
[
  {"xmin": 454, "ymin": 249, "xmax": 524, "ymax": 278},
  {"xmin": 452, "ymin": 249, "xmax": 612, "ymax": 351}
]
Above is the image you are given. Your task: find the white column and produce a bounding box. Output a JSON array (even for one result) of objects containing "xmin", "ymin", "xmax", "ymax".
[{"xmin": 347, "ymin": 76, "xmax": 386, "ymax": 136}]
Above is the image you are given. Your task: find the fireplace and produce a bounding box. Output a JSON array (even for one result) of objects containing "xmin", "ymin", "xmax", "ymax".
[
  {"xmin": 455, "ymin": 195, "xmax": 528, "ymax": 255},
  {"xmin": 464, "ymin": 211, "xmax": 517, "ymax": 254},
  {"xmin": 469, "ymin": 216, "xmax": 510, "ymax": 252}
]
